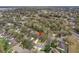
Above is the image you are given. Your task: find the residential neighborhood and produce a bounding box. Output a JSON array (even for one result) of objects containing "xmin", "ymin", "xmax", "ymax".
[{"xmin": 0, "ymin": 7, "xmax": 79, "ymax": 53}]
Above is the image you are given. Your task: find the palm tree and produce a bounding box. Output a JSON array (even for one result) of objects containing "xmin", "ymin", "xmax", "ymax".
[{"xmin": 0, "ymin": 37, "xmax": 12, "ymax": 53}]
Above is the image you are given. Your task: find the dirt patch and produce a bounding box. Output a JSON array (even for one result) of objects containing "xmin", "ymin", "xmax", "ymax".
[{"xmin": 67, "ymin": 35, "xmax": 79, "ymax": 53}]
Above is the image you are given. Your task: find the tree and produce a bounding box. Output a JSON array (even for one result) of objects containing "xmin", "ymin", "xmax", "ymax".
[
  {"xmin": 75, "ymin": 16, "xmax": 79, "ymax": 33},
  {"xmin": 42, "ymin": 44, "xmax": 51, "ymax": 53},
  {"xmin": 21, "ymin": 39, "xmax": 33, "ymax": 50},
  {"xmin": 0, "ymin": 37, "xmax": 12, "ymax": 53}
]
